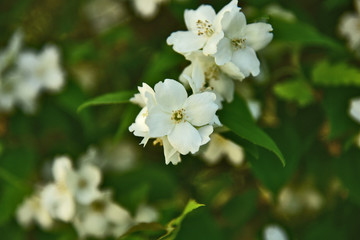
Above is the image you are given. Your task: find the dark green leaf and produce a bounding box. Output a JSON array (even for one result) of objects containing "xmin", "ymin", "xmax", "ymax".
[{"xmin": 219, "ymin": 95, "xmax": 286, "ymax": 166}]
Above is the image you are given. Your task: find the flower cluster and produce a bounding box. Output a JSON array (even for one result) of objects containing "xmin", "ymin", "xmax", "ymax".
[
  {"xmin": 129, "ymin": 0, "xmax": 272, "ymax": 165},
  {"xmin": 339, "ymin": 0, "xmax": 360, "ymax": 53},
  {"xmin": 0, "ymin": 31, "xmax": 65, "ymax": 113},
  {"xmin": 16, "ymin": 155, "xmax": 157, "ymax": 238}
]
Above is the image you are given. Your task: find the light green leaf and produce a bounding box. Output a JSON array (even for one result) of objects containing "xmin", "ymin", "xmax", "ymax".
[
  {"xmin": 159, "ymin": 199, "xmax": 205, "ymax": 240},
  {"xmin": 312, "ymin": 61, "xmax": 360, "ymax": 87},
  {"xmin": 219, "ymin": 95, "xmax": 286, "ymax": 166},
  {"xmin": 274, "ymin": 78, "xmax": 314, "ymax": 106},
  {"xmin": 272, "ymin": 17, "xmax": 342, "ymax": 49},
  {"xmin": 77, "ymin": 90, "xmax": 135, "ymax": 112}
]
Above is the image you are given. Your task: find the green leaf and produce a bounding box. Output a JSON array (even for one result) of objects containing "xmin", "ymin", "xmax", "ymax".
[
  {"xmin": 271, "ymin": 17, "xmax": 342, "ymax": 49},
  {"xmin": 274, "ymin": 78, "xmax": 314, "ymax": 106},
  {"xmin": 77, "ymin": 90, "xmax": 135, "ymax": 112},
  {"xmin": 159, "ymin": 199, "xmax": 205, "ymax": 240},
  {"xmin": 312, "ymin": 61, "xmax": 360, "ymax": 87},
  {"xmin": 120, "ymin": 222, "xmax": 165, "ymax": 239},
  {"xmin": 219, "ymin": 95, "xmax": 286, "ymax": 166}
]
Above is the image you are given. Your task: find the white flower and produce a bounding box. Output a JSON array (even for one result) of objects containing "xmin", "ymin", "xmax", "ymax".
[
  {"xmin": 349, "ymin": 97, "xmax": 360, "ymax": 124},
  {"xmin": 145, "ymin": 79, "xmax": 218, "ymax": 155},
  {"xmin": 339, "ymin": 0, "xmax": 360, "ymax": 51},
  {"xmin": 263, "ymin": 224, "xmax": 288, "ymax": 240},
  {"xmin": 16, "ymin": 193, "xmax": 53, "ymax": 230},
  {"xmin": 214, "ymin": 5, "xmax": 273, "ymax": 77},
  {"xmin": 17, "ymin": 45, "xmax": 64, "ymax": 92},
  {"xmin": 265, "ymin": 4, "xmax": 296, "ymax": 22},
  {"xmin": 0, "ymin": 30, "xmax": 22, "ymax": 74},
  {"xmin": 134, "ymin": 204, "xmax": 159, "ymax": 223},
  {"xmin": 167, "ymin": 2, "xmax": 228, "ymax": 55},
  {"xmin": 66, "ymin": 163, "xmax": 102, "ymax": 204},
  {"xmin": 202, "ymin": 133, "xmax": 244, "ymax": 166},
  {"xmin": 133, "ymin": 0, "xmax": 168, "ymax": 19},
  {"xmin": 73, "ymin": 191, "xmax": 133, "ymax": 238},
  {"xmin": 41, "ymin": 156, "xmax": 76, "ymax": 222},
  {"xmin": 180, "ymin": 50, "xmax": 244, "ymax": 104}
]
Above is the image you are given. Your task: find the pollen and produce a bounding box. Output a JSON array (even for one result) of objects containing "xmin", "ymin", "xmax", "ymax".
[
  {"xmin": 205, "ymin": 65, "xmax": 220, "ymax": 82},
  {"xmin": 231, "ymin": 38, "xmax": 246, "ymax": 49},
  {"xmin": 196, "ymin": 19, "xmax": 214, "ymax": 37},
  {"xmin": 171, "ymin": 108, "xmax": 185, "ymax": 123}
]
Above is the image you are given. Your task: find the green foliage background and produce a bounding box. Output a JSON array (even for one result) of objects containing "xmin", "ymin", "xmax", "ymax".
[{"xmin": 1, "ymin": 0, "xmax": 360, "ymax": 239}]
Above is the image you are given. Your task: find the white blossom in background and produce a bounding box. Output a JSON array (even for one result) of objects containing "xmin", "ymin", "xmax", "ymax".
[
  {"xmin": 263, "ymin": 224, "xmax": 288, "ymax": 240},
  {"xmin": 265, "ymin": 4, "xmax": 296, "ymax": 22},
  {"xmin": 339, "ymin": 0, "xmax": 360, "ymax": 52},
  {"xmin": 73, "ymin": 191, "xmax": 133, "ymax": 239},
  {"xmin": 0, "ymin": 31, "xmax": 65, "ymax": 113},
  {"xmin": 84, "ymin": 0, "xmax": 127, "ymax": 33},
  {"xmin": 16, "ymin": 192, "xmax": 53, "ymax": 230},
  {"xmin": 214, "ymin": 2, "xmax": 273, "ymax": 77},
  {"xmin": 41, "ymin": 156, "xmax": 76, "ymax": 222},
  {"xmin": 179, "ymin": 50, "xmax": 244, "ymax": 105},
  {"xmin": 202, "ymin": 133, "xmax": 244, "ymax": 166},
  {"xmin": 349, "ymin": 97, "xmax": 360, "ymax": 124},
  {"xmin": 133, "ymin": 0, "xmax": 169, "ymax": 19},
  {"xmin": 66, "ymin": 163, "xmax": 102, "ymax": 204},
  {"xmin": 134, "ymin": 204, "xmax": 159, "ymax": 223}
]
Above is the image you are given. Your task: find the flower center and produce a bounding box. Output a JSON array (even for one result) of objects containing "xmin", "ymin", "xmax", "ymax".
[
  {"xmin": 196, "ymin": 19, "xmax": 214, "ymax": 37},
  {"xmin": 91, "ymin": 200, "xmax": 105, "ymax": 212},
  {"xmin": 171, "ymin": 109, "xmax": 185, "ymax": 123},
  {"xmin": 78, "ymin": 178, "xmax": 88, "ymax": 189},
  {"xmin": 205, "ymin": 65, "xmax": 220, "ymax": 82},
  {"xmin": 231, "ymin": 38, "xmax": 246, "ymax": 49}
]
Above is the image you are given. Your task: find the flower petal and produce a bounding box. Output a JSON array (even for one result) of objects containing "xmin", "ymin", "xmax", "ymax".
[
  {"xmin": 203, "ymin": 31, "xmax": 224, "ymax": 55},
  {"xmin": 183, "ymin": 92, "xmax": 218, "ymax": 126},
  {"xmin": 167, "ymin": 31, "xmax": 206, "ymax": 54},
  {"xmin": 222, "ymin": 11, "xmax": 246, "ymax": 39},
  {"xmin": 243, "ymin": 23, "xmax": 273, "ymax": 51},
  {"xmin": 209, "ymin": 74, "xmax": 234, "ymax": 102},
  {"xmin": 214, "ymin": 37, "xmax": 232, "ymax": 65},
  {"xmin": 184, "ymin": 5, "xmax": 216, "ymax": 31},
  {"xmin": 154, "ymin": 79, "xmax": 188, "ymax": 112},
  {"xmin": 197, "ymin": 125, "xmax": 214, "ymax": 145},
  {"xmin": 350, "ymin": 98, "xmax": 360, "ymax": 124},
  {"xmin": 162, "ymin": 137, "xmax": 182, "ymax": 165},
  {"xmin": 220, "ymin": 61, "xmax": 245, "ymax": 81},
  {"xmin": 168, "ymin": 122, "xmax": 202, "ymax": 155},
  {"xmin": 231, "ymin": 46, "xmax": 260, "ymax": 77},
  {"xmin": 146, "ymin": 106, "xmax": 173, "ymax": 138}
]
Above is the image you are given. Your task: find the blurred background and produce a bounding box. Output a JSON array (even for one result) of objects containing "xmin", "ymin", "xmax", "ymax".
[{"xmin": 1, "ymin": 0, "xmax": 360, "ymax": 239}]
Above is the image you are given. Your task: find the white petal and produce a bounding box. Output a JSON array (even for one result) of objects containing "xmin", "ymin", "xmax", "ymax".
[
  {"xmin": 350, "ymin": 98, "xmax": 360, "ymax": 124},
  {"xmin": 203, "ymin": 31, "xmax": 224, "ymax": 55},
  {"xmin": 191, "ymin": 59, "xmax": 206, "ymax": 93},
  {"xmin": 146, "ymin": 106, "xmax": 173, "ymax": 137},
  {"xmin": 167, "ymin": 31, "xmax": 206, "ymax": 54},
  {"xmin": 184, "ymin": 5, "xmax": 216, "ymax": 31},
  {"xmin": 154, "ymin": 79, "xmax": 187, "ymax": 112},
  {"xmin": 243, "ymin": 23, "xmax": 273, "ymax": 51},
  {"xmin": 214, "ymin": 37, "xmax": 233, "ymax": 65},
  {"xmin": 162, "ymin": 137, "xmax": 182, "ymax": 165},
  {"xmin": 231, "ymin": 46, "xmax": 260, "ymax": 77},
  {"xmin": 198, "ymin": 125, "xmax": 214, "ymax": 145},
  {"xmin": 183, "ymin": 92, "xmax": 218, "ymax": 126},
  {"xmin": 209, "ymin": 74, "xmax": 234, "ymax": 102},
  {"xmin": 222, "ymin": 11, "xmax": 246, "ymax": 39},
  {"xmin": 220, "ymin": 61, "xmax": 245, "ymax": 81},
  {"xmin": 168, "ymin": 122, "xmax": 202, "ymax": 154},
  {"xmin": 52, "ymin": 156, "xmax": 73, "ymax": 184}
]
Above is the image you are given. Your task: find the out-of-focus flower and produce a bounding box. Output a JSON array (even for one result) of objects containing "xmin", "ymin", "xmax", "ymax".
[
  {"xmin": 349, "ymin": 97, "xmax": 360, "ymax": 124},
  {"xmin": 339, "ymin": 0, "xmax": 360, "ymax": 52},
  {"xmin": 0, "ymin": 30, "xmax": 22, "ymax": 73},
  {"xmin": 84, "ymin": 0, "xmax": 127, "ymax": 33},
  {"xmin": 213, "ymin": 3, "xmax": 273, "ymax": 77},
  {"xmin": 263, "ymin": 224, "xmax": 288, "ymax": 240},
  {"xmin": 67, "ymin": 163, "xmax": 102, "ymax": 204},
  {"xmin": 180, "ymin": 50, "xmax": 244, "ymax": 105},
  {"xmin": 41, "ymin": 156, "xmax": 76, "ymax": 222},
  {"xmin": 276, "ymin": 183, "xmax": 324, "ymax": 217},
  {"xmin": 16, "ymin": 192, "xmax": 53, "ymax": 230},
  {"xmin": 133, "ymin": 0, "xmax": 169, "ymax": 19},
  {"xmin": 202, "ymin": 133, "xmax": 244, "ymax": 166},
  {"xmin": 265, "ymin": 4, "xmax": 296, "ymax": 22},
  {"xmin": 73, "ymin": 191, "xmax": 133, "ymax": 238},
  {"xmin": 134, "ymin": 204, "xmax": 159, "ymax": 223}
]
